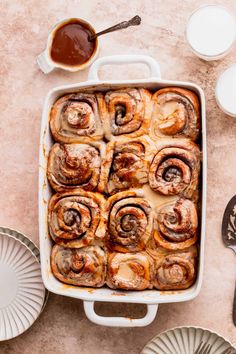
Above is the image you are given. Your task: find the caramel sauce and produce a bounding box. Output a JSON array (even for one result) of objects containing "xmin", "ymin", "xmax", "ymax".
[{"xmin": 50, "ymin": 20, "xmax": 96, "ymax": 66}]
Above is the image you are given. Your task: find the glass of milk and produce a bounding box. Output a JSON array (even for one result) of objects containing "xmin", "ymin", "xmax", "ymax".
[
  {"xmin": 186, "ymin": 5, "xmax": 236, "ymax": 61},
  {"xmin": 216, "ymin": 65, "xmax": 236, "ymax": 117}
]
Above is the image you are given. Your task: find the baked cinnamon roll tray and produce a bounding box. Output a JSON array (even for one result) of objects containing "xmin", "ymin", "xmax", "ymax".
[{"xmin": 39, "ymin": 54, "xmax": 207, "ymax": 327}]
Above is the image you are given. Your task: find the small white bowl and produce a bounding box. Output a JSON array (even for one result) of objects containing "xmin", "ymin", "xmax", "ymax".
[
  {"xmin": 186, "ymin": 5, "xmax": 236, "ymax": 61},
  {"xmin": 215, "ymin": 64, "xmax": 236, "ymax": 117}
]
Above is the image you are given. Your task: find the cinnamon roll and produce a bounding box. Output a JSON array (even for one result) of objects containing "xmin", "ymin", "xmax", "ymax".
[
  {"xmin": 51, "ymin": 245, "xmax": 106, "ymax": 287},
  {"xmin": 50, "ymin": 92, "xmax": 103, "ymax": 143},
  {"xmin": 98, "ymin": 137, "xmax": 155, "ymax": 195},
  {"xmin": 105, "ymin": 190, "xmax": 153, "ymax": 253},
  {"xmin": 48, "ymin": 191, "xmax": 105, "ymax": 248},
  {"xmin": 150, "ymin": 87, "xmax": 200, "ymax": 141},
  {"xmin": 153, "ymin": 248, "xmax": 197, "ymax": 290},
  {"xmin": 47, "ymin": 142, "xmax": 104, "ymax": 192},
  {"xmin": 154, "ymin": 198, "xmax": 198, "ymax": 250},
  {"xmin": 107, "ymin": 252, "xmax": 154, "ymax": 290},
  {"xmin": 100, "ymin": 88, "xmax": 152, "ymax": 140},
  {"xmin": 149, "ymin": 140, "xmax": 200, "ymax": 199}
]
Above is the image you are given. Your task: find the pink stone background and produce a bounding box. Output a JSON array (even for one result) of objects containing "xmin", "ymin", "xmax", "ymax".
[{"xmin": 0, "ymin": 0, "xmax": 236, "ymax": 353}]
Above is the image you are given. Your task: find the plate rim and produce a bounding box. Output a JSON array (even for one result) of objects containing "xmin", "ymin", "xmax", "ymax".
[
  {"xmin": 141, "ymin": 325, "xmax": 236, "ymax": 353},
  {"xmin": 0, "ymin": 232, "xmax": 46, "ymax": 341},
  {"xmin": 0, "ymin": 227, "xmax": 40, "ymax": 260},
  {"xmin": 0, "ymin": 228, "xmax": 49, "ymax": 311}
]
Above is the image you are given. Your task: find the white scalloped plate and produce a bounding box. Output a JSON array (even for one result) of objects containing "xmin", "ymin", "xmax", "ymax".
[
  {"xmin": 0, "ymin": 233, "xmax": 45, "ymax": 340},
  {"xmin": 0, "ymin": 227, "xmax": 40, "ymax": 261},
  {"xmin": 141, "ymin": 326, "xmax": 236, "ymax": 354},
  {"xmin": 0, "ymin": 227, "xmax": 49, "ymax": 313}
]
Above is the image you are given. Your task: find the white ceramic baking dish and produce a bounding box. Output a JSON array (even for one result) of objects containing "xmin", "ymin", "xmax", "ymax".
[{"xmin": 39, "ymin": 54, "xmax": 207, "ymax": 327}]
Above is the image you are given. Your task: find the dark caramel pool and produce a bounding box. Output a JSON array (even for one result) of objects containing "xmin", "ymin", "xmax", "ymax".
[{"xmin": 50, "ymin": 20, "xmax": 96, "ymax": 67}]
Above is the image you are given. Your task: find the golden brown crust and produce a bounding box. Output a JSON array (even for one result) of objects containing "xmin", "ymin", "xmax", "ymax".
[
  {"xmin": 51, "ymin": 245, "xmax": 106, "ymax": 287},
  {"xmin": 150, "ymin": 87, "xmax": 200, "ymax": 141},
  {"xmin": 106, "ymin": 252, "xmax": 154, "ymax": 290},
  {"xmin": 153, "ymin": 198, "xmax": 198, "ymax": 250},
  {"xmin": 47, "ymin": 142, "xmax": 105, "ymax": 192},
  {"xmin": 149, "ymin": 139, "xmax": 200, "ymax": 200},
  {"xmin": 100, "ymin": 88, "xmax": 152, "ymax": 140},
  {"xmin": 152, "ymin": 247, "xmax": 197, "ymax": 290},
  {"xmin": 105, "ymin": 190, "xmax": 153, "ymax": 253},
  {"xmin": 48, "ymin": 190, "xmax": 106, "ymax": 248},
  {"xmin": 98, "ymin": 136, "xmax": 156, "ymax": 195},
  {"xmin": 49, "ymin": 92, "xmax": 104, "ymax": 143}
]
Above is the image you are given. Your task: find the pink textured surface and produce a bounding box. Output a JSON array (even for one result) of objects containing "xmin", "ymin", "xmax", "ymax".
[{"xmin": 0, "ymin": 0, "xmax": 236, "ymax": 353}]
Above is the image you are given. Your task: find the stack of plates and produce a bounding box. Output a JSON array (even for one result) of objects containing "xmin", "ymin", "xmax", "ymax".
[{"xmin": 0, "ymin": 227, "xmax": 48, "ymax": 341}]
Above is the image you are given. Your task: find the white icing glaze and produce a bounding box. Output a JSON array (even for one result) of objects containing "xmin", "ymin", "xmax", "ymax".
[{"xmin": 142, "ymin": 184, "xmax": 178, "ymax": 210}]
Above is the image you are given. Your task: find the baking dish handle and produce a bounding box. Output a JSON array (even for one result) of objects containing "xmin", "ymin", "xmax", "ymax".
[
  {"xmin": 83, "ymin": 301, "xmax": 158, "ymax": 327},
  {"xmin": 87, "ymin": 54, "xmax": 161, "ymax": 81}
]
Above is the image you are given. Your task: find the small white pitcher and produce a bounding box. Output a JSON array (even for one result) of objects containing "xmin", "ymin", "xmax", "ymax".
[{"xmin": 37, "ymin": 18, "xmax": 99, "ymax": 74}]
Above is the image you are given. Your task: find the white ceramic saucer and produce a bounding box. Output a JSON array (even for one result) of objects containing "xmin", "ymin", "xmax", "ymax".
[
  {"xmin": 0, "ymin": 233, "xmax": 45, "ymax": 340},
  {"xmin": 141, "ymin": 326, "xmax": 236, "ymax": 354}
]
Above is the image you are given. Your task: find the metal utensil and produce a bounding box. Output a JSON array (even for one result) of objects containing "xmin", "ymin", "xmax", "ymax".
[
  {"xmin": 222, "ymin": 195, "xmax": 236, "ymax": 252},
  {"xmin": 222, "ymin": 195, "xmax": 236, "ymax": 326},
  {"xmin": 194, "ymin": 341, "xmax": 212, "ymax": 354},
  {"xmin": 89, "ymin": 15, "xmax": 141, "ymax": 41}
]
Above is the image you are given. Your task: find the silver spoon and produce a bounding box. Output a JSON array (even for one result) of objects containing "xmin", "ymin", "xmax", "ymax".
[{"xmin": 89, "ymin": 15, "xmax": 141, "ymax": 41}]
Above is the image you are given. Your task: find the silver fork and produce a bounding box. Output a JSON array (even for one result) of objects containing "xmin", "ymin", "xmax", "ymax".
[{"xmin": 194, "ymin": 342, "xmax": 212, "ymax": 354}]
